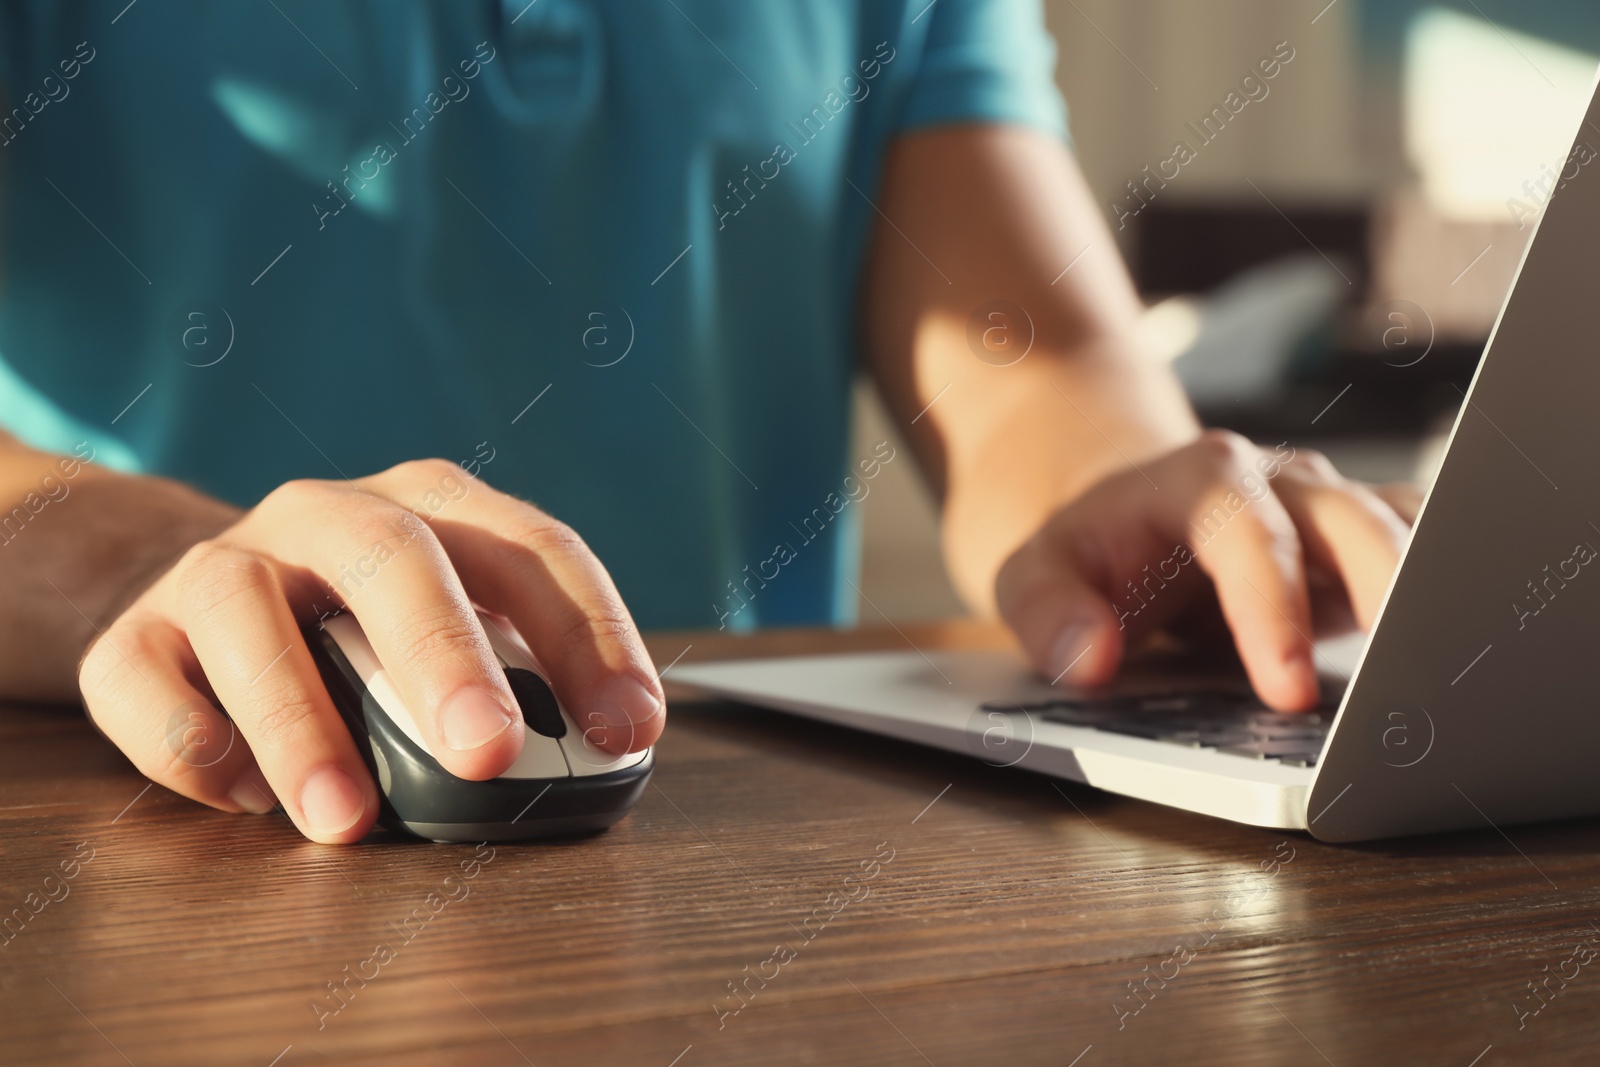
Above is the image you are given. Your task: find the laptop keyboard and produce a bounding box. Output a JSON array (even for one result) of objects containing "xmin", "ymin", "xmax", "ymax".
[{"xmin": 979, "ymin": 683, "xmax": 1343, "ymax": 768}]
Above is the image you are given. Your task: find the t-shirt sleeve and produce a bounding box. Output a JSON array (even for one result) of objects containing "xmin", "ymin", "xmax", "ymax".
[{"xmin": 895, "ymin": 0, "xmax": 1068, "ymax": 139}]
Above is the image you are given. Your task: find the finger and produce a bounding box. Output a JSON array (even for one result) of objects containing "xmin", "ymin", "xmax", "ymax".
[
  {"xmin": 1184, "ymin": 486, "xmax": 1319, "ymax": 711},
  {"xmin": 370, "ymin": 463, "xmax": 663, "ymax": 754},
  {"xmin": 1372, "ymin": 481, "xmax": 1423, "ymax": 525},
  {"xmin": 249, "ymin": 479, "xmax": 526, "ymax": 780},
  {"xmin": 1274, "ymin": 475, "xmax": 1409, "ymax": 630},
  {"xmin": 432, "ymin": 517, "xmax": 663, "ymax": 753},
  {"xmin": 171, "ymin": 543, "xmax": 379, "ymax": 843},
  {"xmin": 995, "ymin": 535, "xmax": 1126, "ymax": 688},
  {"xmin": 1303, "ymin": 560, "xmax": 1359, "ymax": 636},
  {"xmin": 78, "ymin": 615, "xmax": 278, "ymax": 816}
]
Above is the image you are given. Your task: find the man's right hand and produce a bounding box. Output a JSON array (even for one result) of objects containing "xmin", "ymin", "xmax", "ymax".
[{"xmin": 73, "ymin": 458, "xmax": 664, "ymax": 843}]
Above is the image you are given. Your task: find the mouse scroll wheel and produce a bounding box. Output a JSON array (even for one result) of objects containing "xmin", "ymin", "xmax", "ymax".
[{"xmin": 504, "ymin": 667, "xmax": 567, "ymax": 738}]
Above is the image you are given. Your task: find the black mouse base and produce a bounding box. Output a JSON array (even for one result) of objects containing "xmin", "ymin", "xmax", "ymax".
[{"xmin": 403, "ymin": 809, "xmax": 635, "ymax": 843}]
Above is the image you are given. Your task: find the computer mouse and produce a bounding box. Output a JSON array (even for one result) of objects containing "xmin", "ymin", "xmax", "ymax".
[{"xmin": 306, "ymin": 609, "xmax": 653, "ymax": 843}]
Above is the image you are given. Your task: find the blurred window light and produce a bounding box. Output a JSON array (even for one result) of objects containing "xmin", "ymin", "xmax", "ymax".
[
  {"xmin": 1138, "ymin": 295, "xmax": 1202, "ymax": 365},
  {"xmin": 1405, "ymin": 6, "xmax": 1598, "ymax": 221}
]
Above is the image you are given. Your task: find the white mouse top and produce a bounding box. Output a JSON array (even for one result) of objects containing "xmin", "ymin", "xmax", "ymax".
[{"xmin": 320, "ymin": 611, "xmax": 650, "ymax": 780}]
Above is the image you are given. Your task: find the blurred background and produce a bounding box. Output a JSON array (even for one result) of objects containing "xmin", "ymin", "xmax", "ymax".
[{"xmin": 856, "ymin": 0, "xmax": 1600, "ymax": 620}]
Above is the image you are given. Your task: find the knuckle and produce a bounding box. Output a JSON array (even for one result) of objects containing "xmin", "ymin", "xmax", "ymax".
[
  {"xmin": 1193, "ymin": 428, "xmax": 1253, "ymax": 467},
  {"xmin": 142, "ymin": 734, "xmax": 197, "ymax": 786},
  {"xmin": 245, "ymin": 685, "xmax": 325, "ymax": 746},
  {"xmin": 78, "ymin": 622, "xmax": 151, "ymax": 701},
  {"xmin": 556, "ymin": 603, "xmax": 637, "ymax": 653},
  {"xmin": 260, "ymin": 477, "xmax": 338, "ymax": 514},
  {"xmin": 1189, "ymin": 430, "xmax": 1271, "ymax": 486},
  {"xmin": 389, "ymin": 457, "xmax": 462, "ymax": 488},
  {"xmin": 388, "ymin": 600, "xmax": 488, "ymax": 666},
  {"xmin": 380, "ymin": 459, "xmax": 477, "ymax": 519},
  {"xmin": 1293, "ymin": 447, "xmax": 1339, "ymax": 480},
  {"xmin": 175, "ymin": 543, "xmax": 275, "ymax": 620},
  {"xmin": 484, "ymin": 516, "xmax": 601, "ymax": 577},
  {"xmin": 515, "ymin": 517, "xmax": 590, "ymax": 560},
  {"xmin": 331, "ymin": 509, "xmax": 438, "ymax": 585},
  {"xmin": 347, "ymin": 504, "xmax": 433, "ymax": 549},
  {"xmin": 149, "ymin": 704, "xmax": 238, "ymax": 785}
]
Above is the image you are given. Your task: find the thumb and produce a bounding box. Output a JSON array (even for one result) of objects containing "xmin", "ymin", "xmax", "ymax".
[{"xmin": 995, "ymin": 542, "xmax": 1126, "ymax": 688}]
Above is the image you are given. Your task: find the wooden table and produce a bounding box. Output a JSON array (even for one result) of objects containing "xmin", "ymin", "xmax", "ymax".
[{"xmin": 2, "ymin": 620, "xmax": 1597, "ymax": 1066}]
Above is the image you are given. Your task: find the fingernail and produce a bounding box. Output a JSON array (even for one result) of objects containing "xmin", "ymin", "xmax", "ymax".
[
  {"xmin": 440, "ymin": 685, "xmax": 517, "ymax": 751},
  {"xmin": 1049, "ymin": 624, "xmax": 1094, "ymax": 681},
  {"xmin": 228, "ymin": 767, "xmax": 278, "ymax": 815},
  {"xmin": 586, "ymin": 675, "xmax": 661, "ymax": 742},
  {"xmin": 299, "ymin": 765, "xmax": 366, "ymax": 836}
]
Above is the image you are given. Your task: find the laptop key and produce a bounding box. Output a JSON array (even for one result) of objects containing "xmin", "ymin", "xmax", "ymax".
[
  {"xmin": 1245, "ymin": 710, "xmax": 1324, "ymax": 726},
  {"xmin": 1218, "ymin": 739, "xmax": 1326, "ymax": 761},
  {"xmin": 980, "ymin": 699, "xmax": 1049, "ymax": 714},
  {"xmin": 1158, "ymin": 729, "xmax": 1257, "ymax": 748},
  {"xmin": 989, "ymin": 698, "xmax": 1116, "ymax": 719},
  {"xmin": 1194, "ymin": 730, "xmax": 1263, "ymax": 747},
  {"xmin": 1248, "ymin": 727, "xmax": 1328, "ymax": 742},
  {"xmin": 1127, "ymin": 696, "xmax": 1194, "ymax": 714},
  {"xmin": 1038, "ymin": 707, "xmax": 1117, "ymax": 727},
  {"xmin": 1093, "ymin": 719, "xmax": 1176, "ymax": 740},
  {"xmin": 1003, "ymin": 692, "xmax": 1329, "ymax": 766}
]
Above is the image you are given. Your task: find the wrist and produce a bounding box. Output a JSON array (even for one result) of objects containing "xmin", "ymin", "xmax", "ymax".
[
  {"xmin": 0, "ymin": 462, "xmax": 241, "ymax": 701},
  {"xmin": 90, "ymin": 478, "xmax": 242, "ymax": 625},
  {"xmin": 937, "ymin": 350, "xmax": 1199, "ymax": 617}
]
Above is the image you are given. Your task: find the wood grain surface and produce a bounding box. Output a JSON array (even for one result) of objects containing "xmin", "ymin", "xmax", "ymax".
[{"xmin": 0, "ymin": 620, "xmax": 1595, "ymax": 1066}]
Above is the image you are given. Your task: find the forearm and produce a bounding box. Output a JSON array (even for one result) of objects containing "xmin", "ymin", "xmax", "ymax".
[
  {"xmin": 862, "ymin": 125, "xmax": 1201, "ymax": 616},
  {"xmin": 0, "ymin": 433, "xmax": 240, "ymax": 701}
]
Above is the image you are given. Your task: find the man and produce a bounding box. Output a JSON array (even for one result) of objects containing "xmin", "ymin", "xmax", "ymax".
[{"xmin": 0, "ymin": 0, "xmax": 1413, "ymax": 842}]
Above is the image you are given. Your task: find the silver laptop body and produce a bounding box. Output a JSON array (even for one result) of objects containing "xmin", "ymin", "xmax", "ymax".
[{"xmin": 676, "ymin": 69, "xmax": 1600, "ymax": 843}]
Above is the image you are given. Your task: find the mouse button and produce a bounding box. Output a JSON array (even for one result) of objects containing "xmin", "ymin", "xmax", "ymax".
[
  {"xmin": 556, "ymin": 714, "xmax": 650, "ymax": 776},
  {"xmin": 363, "ymin": 668, "xmax": 431, "ymax": 753},
  {"xmin": 318, "ymin": 615, "xmax": 429, "ymax": 746},
  {"xmin": 499, "ymin": 731, "xmax": 571, "ymax": 779},
  {"xmin": 504, "ymin": 667, "xmax": 567, "ymax": 738},
  {"xmin": 308, "ymin": 630, "xmax": 364, "ymax": 724},
  {"xmin": 322, "ymin": 616, "xmax": 488, "ymax": 772},
  {"xmin": 369, "ymin": 737, "xmax": 394, "ymax": 794},
  {"xmin": 321, "ymin": 614, "xmax": 379, "ymax": 674},
  {"xmin": 479, "ymin": 613, "xmax": 538, "ymax": 669}
]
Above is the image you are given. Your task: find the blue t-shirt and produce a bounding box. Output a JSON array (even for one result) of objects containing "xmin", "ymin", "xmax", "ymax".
[{"xmin": 0, "ymin": 0, "xmax": 1065, "ymax": 630}]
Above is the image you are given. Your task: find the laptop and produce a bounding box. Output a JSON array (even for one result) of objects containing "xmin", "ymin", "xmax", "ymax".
[{"xmin": 674, "ymin": 70, "xmax": 1600, "ymax": 843}]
